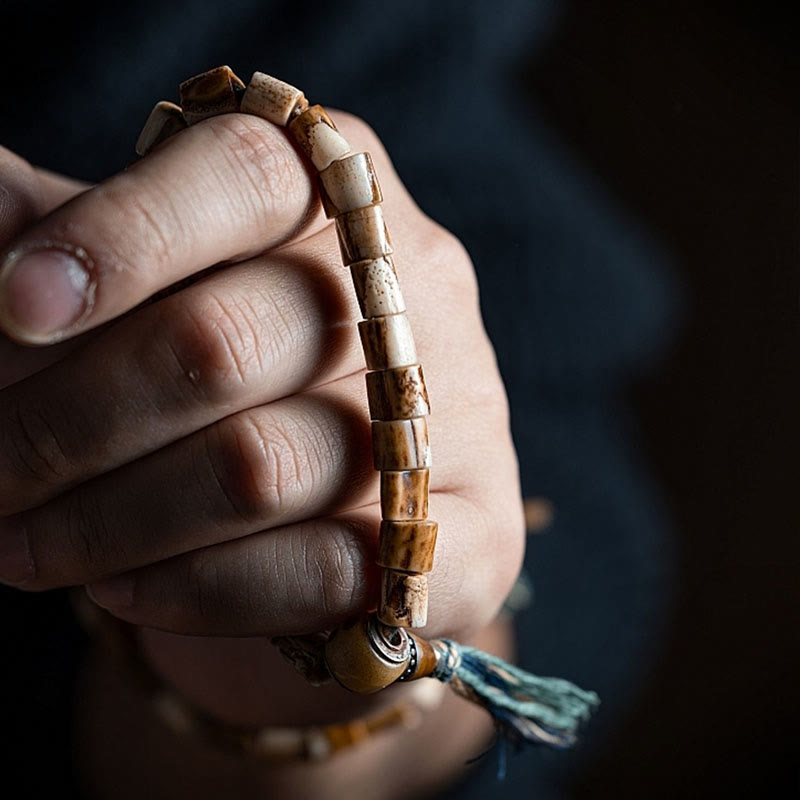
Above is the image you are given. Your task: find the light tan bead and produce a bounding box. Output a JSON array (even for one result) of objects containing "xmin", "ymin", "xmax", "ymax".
[
  {"xmin": 380, "ymin": 469, "xmax": 429, "ymax": 520},
  {"xmin": 377, "ymin": 520, "xmax": 438, "ymax": 573},
  {"xmin": 287, "ymin": 104, "xmax": 352, "ymax": 171},
  {"xmin": 179, "ymin": 65, "xmax": 245, "ymax": 125},
  {"xmin": 318, "ymin": 152, "xmax": 382, "ymax": 218},
  {"xmin": 135, "ymin": 101, "xmax": 187, "ymax": 156},
  {"xmin": 251, "ymin": 727, "xmax": 305, "ymax": 759},
  {"xmin": 336, "ymin": 206, "xmax": 392, "ymax": 265},
  {"xmin": 350, "ymin": 256, "xmax": 406, "ymax": 318},
  {"xmin": 240, "ymin": 71, "xmax": 308, "ymax": 126},
  {"xmin": 366, "ymin": 364, "xmax": 430, "ymax": 420},
  {"xmin": 379, "ymin": 570, "xmax": 428, "ymax": 628},
  {"xmin": 372, "ymin": 418, "xmax": 431, "ymax": 470},
  {"xmin": 358, "ymin": 313, "xmax": 417, "ymax": 371}
]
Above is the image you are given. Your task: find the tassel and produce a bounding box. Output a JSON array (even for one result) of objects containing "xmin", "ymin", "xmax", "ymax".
[{"xmin": 430, "ymin": 639, "xmax": 600, "ymax": 749}]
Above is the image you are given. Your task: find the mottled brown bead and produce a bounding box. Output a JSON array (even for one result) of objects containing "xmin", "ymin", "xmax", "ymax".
[
  {"xmin": 319, "ymin": 152, "xmax": 382, "ymax": 218},
  {"xmin": 336, "ymin": 205, "xmax": 393, "ymax": 265},
  {"xmin": 135, "ymin": 101, "xmax": 188, "ymax": 156},
  {"xmin": 350, "ymin": 256, "xmax": 406, "ymax": 318},
  {"xmin": 379, "ymin": 570, "xmax": 428, "ymax": 628},
  {"xmin": 366, "ymin": 364, "xmax": 430, "ymax": 420},
  {"xmin": 380, "ymin": 469, "xmax": 429, "ymax": 520},
  {"xmin": 372, "ymin": 418, "xmax": 431, "ymax": 470},
  {"xmin": 358, "ymin": 313, "xmax": 417, "ymax": 371},
  {"xmin": 179, "ymin": 65, "xmax": 245, "ymax": 125},
  {"xmin": 377, "ymin": 520, "xmax": 438, "ymax": 573},
  {"xmin": 240, "ymin": 71, "xmax": 308, "ymax": 126},
  {"xmin": 287, "ymin": 104, "xmax": 352, "ymax": 171}
]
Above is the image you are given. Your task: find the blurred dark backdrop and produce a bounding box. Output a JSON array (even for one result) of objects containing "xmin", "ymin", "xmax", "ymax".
[
  {"xmin": 0, "ymin": 1, "xmax": 797, "ymax": 797},
  {"xmin": 527, "ymin": 2, "xmax": 799, "ymax": 796}
]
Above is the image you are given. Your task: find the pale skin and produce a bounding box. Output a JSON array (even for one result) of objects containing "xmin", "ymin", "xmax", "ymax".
[{"xmin": 0, "ymin": 111, "xmax": 525, "ymax": 797}]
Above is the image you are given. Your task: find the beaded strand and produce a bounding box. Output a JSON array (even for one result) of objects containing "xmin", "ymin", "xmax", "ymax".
[{"xmin": 135, "ymin": 66, "xmax": 599, "ymax": 753}]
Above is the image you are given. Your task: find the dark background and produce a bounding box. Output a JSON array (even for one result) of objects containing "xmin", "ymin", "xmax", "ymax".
[
  {"xmin": 528, "ymin": 3, "xmax": 799, "ymax": 796},
  {"xmin": 0, "ymin": 1, "xmax": 797, "ymax": 797}
]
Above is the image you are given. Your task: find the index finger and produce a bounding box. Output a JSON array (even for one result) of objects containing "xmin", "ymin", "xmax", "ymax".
[{"xmin": 0, "ymin": 112, "xmax": 320, "ymax": 345}]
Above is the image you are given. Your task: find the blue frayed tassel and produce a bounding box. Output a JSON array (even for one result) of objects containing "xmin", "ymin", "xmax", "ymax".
[{"xmin": 431, "ymin": 639, "xmax": 600, "ymax": 750}]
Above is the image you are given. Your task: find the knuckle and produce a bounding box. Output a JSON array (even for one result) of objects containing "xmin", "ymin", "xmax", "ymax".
[
  {"xmin": 59, "ymin": 490, "xmax": 117, "ymax": 581},
  {"xmin": 421, "ymin": 221, "xmax": 480, "ymax": 305},
  {"xmin": 91, "ymin": 177, "xmax": 182, "ymax": 282},
  {"xmin": 184, "ymin": 548, "xmax": 225, "ymax": 623},
  {"xmin": 209, "ymin": 115, "xmax": 301, "ymax": 225},
  {"xmin": 208, "ymin": 412, "xmax": 317, "ymax": 523},
  {"xmin": 291, "ymin": 524, "xmax": 367, "ymax": 620},
  {"xmin": 2, "ymin": 399, "xmax": 71, "ymax": 491},
  {"xmin": 159, "ymin": 292, "xmax": 265, "ymax": 405}
]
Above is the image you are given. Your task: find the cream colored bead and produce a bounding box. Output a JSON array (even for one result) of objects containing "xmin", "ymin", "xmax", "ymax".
[
  {"xmin": 251, "ymin": 727, "xmax": 305, "ymax": 759},
  {"xmin": 287, "ymin": 104, "xmax": 352, "ymax": 171},
  {"xmin": 240, "ymin": 71, "xmax": 308, "ymax": 126},
  {"xmin": 379, "ymin": 570, "xmax": 428, "ymax": 628},
  {"xmin": 372, "ymin": 418, "xmax": 431, "ymax": 470},
  {"xmin": 350, "ymin": 256, "xmax": 406, "ymax": 318},
  {"xmin": 358, "ymin": 313, "xmax": 417, "ymax": 371},
  {"xmin": 135, "ymin": 101, "xmax": 187, "ymax": 156},
  {"xmin": 319, "ymin": 152, "xmax": 382, "ymax": 218},
  {"xmin": 179, "ymin": 65, "xmax": 245, "ymax": 125},
  {"xmin": 366, "ymin": 364, "xmax": 430, "ymax": 420},
  {"xmin": 305, "ymin": 729, "xmax": 332, "ymax": 761},
  {"xmin": 336, "ymin": 206, "xmax": 393, "ymax": 265}
]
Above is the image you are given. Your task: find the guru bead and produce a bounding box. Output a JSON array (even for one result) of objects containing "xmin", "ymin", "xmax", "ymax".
[{"xmin": 324, "ymin": 616, "xmax": 411, "ymax": 694}]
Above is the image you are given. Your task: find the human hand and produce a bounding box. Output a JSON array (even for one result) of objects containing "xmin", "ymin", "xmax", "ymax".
[{"xmin": 0, "ymin": 110, "xmax": 524, "ymax": 711}]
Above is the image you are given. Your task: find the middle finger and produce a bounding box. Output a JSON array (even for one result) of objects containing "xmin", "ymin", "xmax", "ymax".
[{"xmin": 0, "ymin": 241, "xmax": 362, "ymax": 517}]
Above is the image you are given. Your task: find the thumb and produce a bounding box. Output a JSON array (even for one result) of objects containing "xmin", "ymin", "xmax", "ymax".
[{"xmin": 0, "ymin": 148, "xmax": 91, "ymax": 385}]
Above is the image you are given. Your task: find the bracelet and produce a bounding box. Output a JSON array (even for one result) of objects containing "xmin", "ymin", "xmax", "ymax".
[
  {"xmin": 73, "ymin": 589, "xmax": 445, "ymax": 762},
  {"xmin": 135, "ymin": 66, "xmax": 599, "ymax": 756}
]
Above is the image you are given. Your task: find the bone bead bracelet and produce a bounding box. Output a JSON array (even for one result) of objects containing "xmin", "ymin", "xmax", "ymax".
[{"xmin": 134, "ymin": 66, "xmax": 599, "ymax": 756}]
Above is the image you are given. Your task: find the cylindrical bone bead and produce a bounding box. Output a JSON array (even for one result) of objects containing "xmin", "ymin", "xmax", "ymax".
[
  {"xmin": 350, "ymin": 256, "xmax": 406, "ymax": 318},
  {"xmin": 318, "ymin": 153, "xmax": 382, "ymax": 218},
  {"xmin": 336, "ymin": 206, "xmax": 392, "ymax": 265},
  {"xmin": 241, "ymin": 72, "xmax": 308, "ymax": 126},
  {"xmin": 379, "ymin": 570, "xmax": 428, "ymax": 628},
  {"xmin": 377, "ymin": 521, "xmax": 438, "ymax": 573},
  {"xmin": 372, "ymin": 419, "xmax": 431, "ymax": 470},
  {"xmin": 179, "ymin": 66, "xmax": 245, "ymax": 125},
  {"xmin": 358, "ymin": 314, "xmax": 417, "ymax": 371},
  {"xmin": 287, "ymin": 104, "xmax": 352, "ymax": 171},
  {"xmin": 380, "ymin": 469, "xmax": 429, "ymax": 520},
  {"xmin": 135, "ymin": 101, "xmax": 188, "ymax": 156},
  {"xmin": 366, "ymin": 365, "xmax": 429, "ymax": 420}
]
